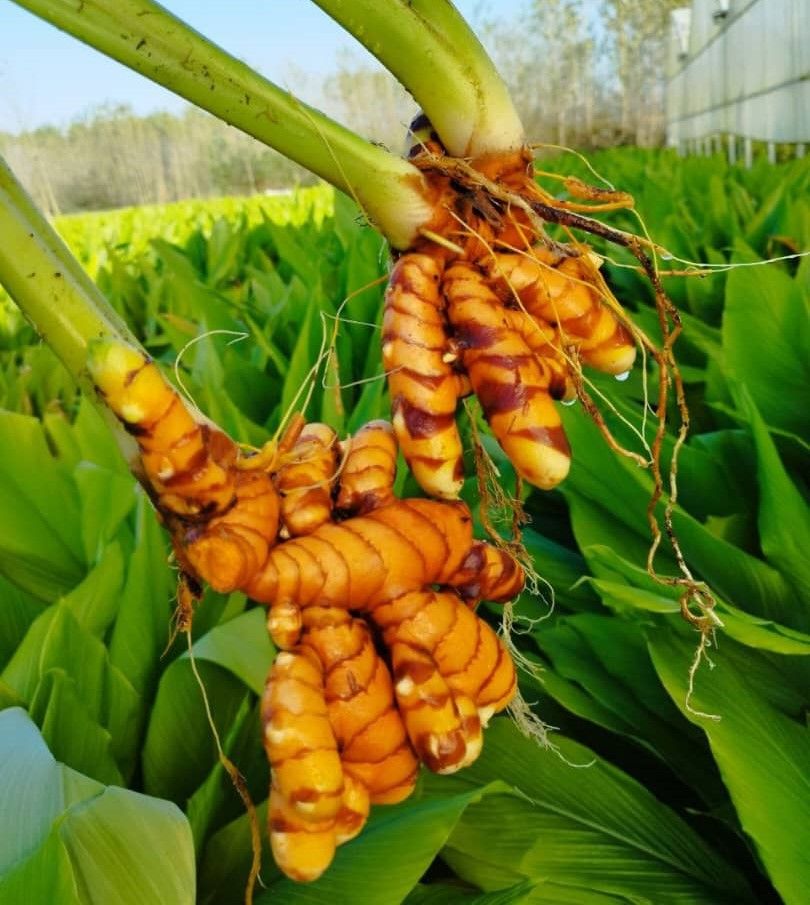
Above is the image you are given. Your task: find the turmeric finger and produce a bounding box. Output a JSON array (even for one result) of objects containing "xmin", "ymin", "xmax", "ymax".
[
  {"xmin": 383, "ymin": 253, "xmax": 465, "ymax": 500},
  {"xmin": 275, "ymin": 422, "xmax": 338, "ymax": 537},
  {"xmin": 444, "ymin": 262, "xmax": 572, "ymax": 490},
  {"xmin": 301, "ymin": 607, "xmax": 418, "ymax": 805},
  {"xmin": 335, "ymin": 419, "xmax": 398, "ymax": 515},
  {"xmin": 268, "ymin": 785, "xmax": 336, "ymax": 883},
  {"xmin": 446, "ymin": 541, "xmax": 525, "ymax": 604},
  {"xmin": 261, "ymin": 650, "xmax": 344, "ymax": 824},
  {"xmin": 374, "ymin": 589, "xmax": 516, "ymax": 728},
  {"xmin": 88, "ymin": 340, "xmax": 237, "ymax": 516},
  {"xmin": 246, "ymin": 499, "xmax": 474, "ymax": 610},
  {"xmin": 488, "ymin": 251, "xmax": 637, "ymax": 376},
  {"xmin": 334, "ymin": 774, "xmax": 370, "ymax": 845},
  {"xmin": 389, "ymin": 640, "xmax": 480, "ymax": 774},
  {"xmin": 180, "ymin": 468, "xmax": 279, "ymax": 593}
]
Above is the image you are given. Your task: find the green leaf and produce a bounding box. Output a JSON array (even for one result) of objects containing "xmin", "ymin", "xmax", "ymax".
[
  {"xmin": 108, "ymin": 493, "xmax": 174, "ymax": 696},
  {"xmin": 723, "ymin": 257, "xmax": 809, "ymax": 436},
  {"xmin": 1, "ymin": 603, "xmax": 141, "ymax": 776},
  {"xmin": 732, "ymin": 384, "xmax": 810, "ymax": 605},
  {"xmin": 0, "ymin": 573, "xmax": 46, "ymax": 669},
  {"xmin": 280, "ymin": 291, "xmax": 322, "ymax": 421},
  {"xmin": 258, "ymin": 780, "xmax": 508, "ymax": 905},
  {"xmin": 0, "ymin": 708, "xmax": 195, "ymax": 904},
  {"xmin": 533, "ymin": 615, "xmax": 721, "ymax": 803},
  {"xmin": 73, "ymin": 462, "xmax": 137, "ymax": 564},
  {"xmin": 142, "ymin": 610, "xmax": 272, "ymax": 802},
  {"xmin": 198, "ymin": 802, "xmax": 273, "ymax": 905},
  {"xmin": 0, "ymin": 825, "xmax": 80, "ymax": 905},
  {"xmin": 59, "ymin": 542, "xmax": 125, "ymax": 637},
  {"xmin": 59, "ymin": 786, "xmax": 195, "ymax": 905},
  {"xmin": 404, "ymin": 879, "xmax": 536, "ymax": 904},
  {"xmin": 0, "ymin": 411, "xmax": 83, "ymax": 562},
  {"xmin": 189, "ymin": 606, "xmax": 275, "ymax": 696},
  {"xmin": 29, "ymin": 668, "xmax": 123, "ymax": 786},
  {"xmin": 0, "ymin": 707, "xmax": 81, "ymax": 874},
  {"xmin": 441, "ymin": 719, "xmax": 753, "ymax": 903},
  {"xmin": 562, "ymin": 407, "xmax": 796, "ymax": 625},
  {"xmin": 649, "ymin": 631, "xmax": 810, "ymax": 905},
  {"xmin": 585, "ymin": 544, "xmax": 810, "ymax": 655}
]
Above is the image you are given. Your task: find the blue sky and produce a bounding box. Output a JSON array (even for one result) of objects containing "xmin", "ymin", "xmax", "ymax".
[{"xmin": 0, "ymin": 0, "xmax": 527, "ymax": 133}]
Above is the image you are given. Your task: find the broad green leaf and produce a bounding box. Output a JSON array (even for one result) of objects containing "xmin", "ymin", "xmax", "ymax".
[
  {"xmin": 189, "ymin": 606, "xmax": 275, "ymax": 696},
  {"xmin": 69, "ymin": 397, "xmax": 130, "ymax": 474},
  {"xmin": 723, "ymin": 258, "xmax": 809, "ymax": 436},
  {"xmin": 0, "ymin": 709, "xmax": 195, "ymax": 904},
  {"xmin": 198, "ymin": 802, "xmax": 273, "ymax": 905},
  {"xmin": 1, "ymin": 603, "xmax": 141, "ymax": 775},
  {"xmin": 29, "ymin": 668, "xmax": 123, "ymax": 786},
  {"xmin": 404, "ymin": 879, "xmax": 537, "ymax": 904},
  {"xmin": 185, "ymin": 697, "xmax": 265, "ymax": 849},
  {"xmin": 144, "ymin": 607, "xmax": 273, "ymax": 806},
  {"xmin": 0, "ymin": 411, "xmax": 83, "ymax": 562},
  {"xmin": 520, "ymin": 528, "xmax": 601, "ymax": 612},
  {"xmin": 649, "ymin": 631, "xmax": 810, "ymax": 905},
  {"xmin": 0, "ymin": 707, "xmax": 79, "ymax": 873},
  {"xmin": 732, "ymin": 385, "xmax": 810, "ymax": 605},
  {"xmin": 0, "ymin": 825, "xmax": 80, "ymax": 905},
  {"xmin": 73, "ymin": 462, "xmax": 137, "ymax": 564},
  {"xmin": 280, "ymin": 292, "xmax": 322, "ymax": 421},
  {"xmin": 0, "ymin": 485, "xmax": 83, "ymax": 601},
  {"xmin": 108, "ymin": 494, "xmax": 174, "ymax": 696},
  {"xmin": 562, "ymin": 408, "xmax": 796, "ymax": 624},
  {"xmin": 441, "ymin": 720, "xmax": 753, "ymax": 903},
  {"xmin": 258, "ymin": 781, "xmax": 509, "ymax": 905},
  {"xmin": 524, "ymin": 883, "xmax": 627, "ymax": 904},
  {"xmin": 60, "ymin": 542, "xmax": 125, "ymax": 637},
  {"xmin": 59, "ymin": 786, "xmax": 195, "ymax": 905},
  {"xmin": 584, "ymin": 544, "xmax": 810, "ymax": 655},
  {"xmin": 0, "ymin": 573, "xmax": 46, "ymax": 669},
  {"xmin": 143, "ymin": 659, "xmax": 251, "ymax": 803},
  {"xmin": 533, "ymin": 615, "xmax": 722, "ymax": 803}
]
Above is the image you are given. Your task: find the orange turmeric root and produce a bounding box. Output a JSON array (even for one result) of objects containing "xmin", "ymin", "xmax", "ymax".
[
  {"xmin": 380, "ymin": 117, "xmax": 638, "ymax": 497},
  {"xmin": 89, "ymin": 340, "xmax": 525, "ymax": 883}
]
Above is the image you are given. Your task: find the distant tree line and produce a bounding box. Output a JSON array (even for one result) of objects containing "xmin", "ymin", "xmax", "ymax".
[
  {"xmin": 0, "ymin": 106, "xmax": 318, "ymax": 217},
  {"xmin": 1, "ymin": 0, "xmax": 680, "ymax": 215}
]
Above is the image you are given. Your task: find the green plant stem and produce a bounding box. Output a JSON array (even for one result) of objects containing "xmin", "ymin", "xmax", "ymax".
[
  {"xmin": 312, "ymin": 0, "xmax": 525, "ymax": 157},
  {"xmin": 13, "ymin": 0, "xmax": 438, "ymax": 249},
  {"xmin": 0, "ymin": 154, "xmax": 137, "ymax": 381}
]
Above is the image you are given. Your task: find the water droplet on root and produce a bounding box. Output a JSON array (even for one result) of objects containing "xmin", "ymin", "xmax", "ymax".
[
  {"xmin": 561, "ymin": 397, "xmax": 577, "ymax": 406},
  {"xmin": 614, "ymin": 371, "xmax": 631, "ymax": 382},
  {"xmin": 660, "ymin": 252, "xmax": 673, "ymax": 261}
]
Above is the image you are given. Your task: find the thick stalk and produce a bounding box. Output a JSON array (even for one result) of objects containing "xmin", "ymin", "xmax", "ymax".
[
  {"xmin": 311, "ymin": 0, "xmax": 525, "ymax": 156},
  {"xmin": 0, "ymin": 154, "xmax": 137, "ymax": 380},
  {"xmin": 12, "ymin": 0, "xmax": 437, "ymax": 249}
]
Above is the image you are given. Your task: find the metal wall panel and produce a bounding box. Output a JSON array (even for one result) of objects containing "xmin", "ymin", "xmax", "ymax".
[{"xmin": 666, "ymin": 0, "xmax": 810, "ymax": 147}]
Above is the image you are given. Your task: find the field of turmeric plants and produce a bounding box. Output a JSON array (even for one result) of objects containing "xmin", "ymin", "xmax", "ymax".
[{"xmin": 0, "ymin": 147, "xmax": 808, "ymax": 904}]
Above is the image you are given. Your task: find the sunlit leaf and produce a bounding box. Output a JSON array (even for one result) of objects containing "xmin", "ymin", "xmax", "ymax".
[{"xmin": 650, "ymin": 631, "xmax": 810, "ymax": 905}]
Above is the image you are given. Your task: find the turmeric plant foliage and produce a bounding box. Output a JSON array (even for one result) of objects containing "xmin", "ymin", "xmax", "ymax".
[{"xmin": 0, "ymin": 150, "xmax": 808, "ymax": 904}]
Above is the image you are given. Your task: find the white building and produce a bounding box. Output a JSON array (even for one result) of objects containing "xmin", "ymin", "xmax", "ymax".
[{"xmin": 666, "ymin": 0, "xmax": 809, "ymax": 162}]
